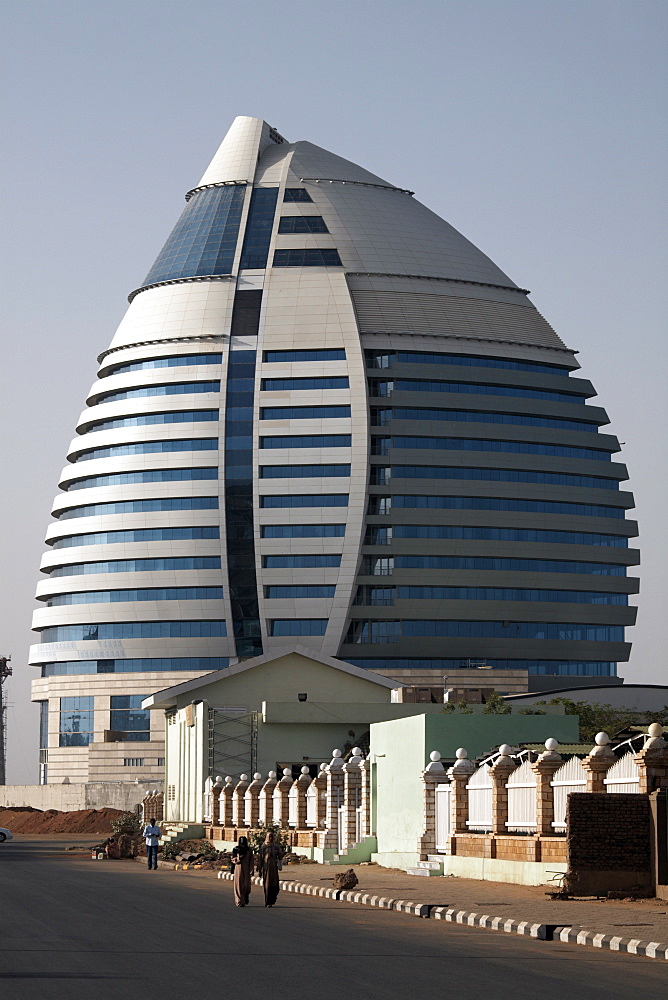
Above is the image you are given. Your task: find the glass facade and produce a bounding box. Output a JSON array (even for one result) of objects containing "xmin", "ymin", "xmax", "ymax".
[
  {"xmin": 273, "ymin": 248, "xmax": 342, "ymax": 267},
  {"xmin": 239, "ymin": 188, "xmax": 279, "ymax": 269},
  {"xmin": 261, "ymin": 376, "xmax": 349, "ymax": 391},
  {"xmin": 51, "ymin": 526, "xmax": 219, "ymax": 549},
  {"xmin": 110, "ymin": 695, "xmax": 150, "ymax": 742},
  {"xmin": 47, "ymin": 557, "xmax": 222, "ymax": 577},
  {"xmin": 260, "ymin": 494, "xmax": 349, "ymax": 508},
  {"xmin": 75, "ymin": 439, "xmax": 218, "ymax": 462},
  {"xmin": 283, "ymin": 188, "xmax": 313, "ymax": 202},
  {"xmin": 373, "ymin": 407, "xmax": 598, "ymax": 432},
  {"xmin": 46, "ymin": 587, "xmax": 224, "ymax": 606},
  {"xmin": 261, "ymin": 524, "xmax": 345, "ymax": 538},
  {"xmin": 261, "ymin": 464, "xmax": 351, "ymax": 478},
  {"xmin": 57, "ymin": 497, "xmax": 219, "ymax": 520},
  {"xmin": 59, "ymin": 697, "xmax": 94, "ymax": 747},
  {"xmin": 354, "ymin": 585, "xmax": 627, "ymax": 605},
  {"xmin": 98, "ymin": 382, "xmax": 220, "ymax": 403},
  {"xmin": 40, "ymin": 621, "xmax": 227, "ymax": 642},
  {"xmin": 365, "ymin": 349, "xmax": 571, "ymax": 376},
  {"xmin": 260, "ymin": 434, "xmax": 351, "ymax": 449},
  {"xmin": 142, "ymin": 184, "xmax": 245, "ymax": 286},
  {"xmin": 263, "ymin": 348, "xmax": 345, "ymax": 362},
  {"xmin": 345, "ymin": 621, "xmax": 624, "ymax": 643},
  {"xmin": 108, "ymin": 354, "xmax": 222, "ymax": 376},
  {"xmin": 270, "ymin": 620, "xmax": 329, "ymax": 636},
  {"xmin": 263, "ymin": 554, "xmax": 341, "ymax": 568},
  {"xmin": 390, "ymin": 525, "xmax": 628, "ymax": 546},
  {"xmin": 86, "ymin": 411, "xmax": 219, "ymax": 432},
  {"xmin": 265, "ymin": 585, "xmax": 336, "ymax": 598},
  {"xmin": 345, "ymin": 658, "xmax": 617, "ymax": 676},
  {"xmin": 394, "ymin": 555, "xmax": 626, "ymax": 575},
  {"xmin": 369, "ymin": 379, "xmax": 587, "ymax": 404},
  {"xmin": 67, "ymin": 468, "xmax": 218, "ymax": 491},
  {"xmin": 278, "ymin": 216, "xmax": 329, "ymax": 233},
  {"xmin": 261, "ymin": 405, "xmax": 351, "ymax": 420},
  {"xmin": 387, "ymin": 466, "xmax": 619, "ymax": 490},
  {"xmin": 386, "ymin": 495, "xmax": 626, "ymax": 519},
  {"xmin": 381, "ymin": 436, "xmax": 611, "ymax": 461}
]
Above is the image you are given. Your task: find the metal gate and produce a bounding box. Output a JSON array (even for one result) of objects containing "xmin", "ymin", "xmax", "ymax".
[{"xmin": 208, "ymin": 707, "xmax": 257, "ymax": 779}]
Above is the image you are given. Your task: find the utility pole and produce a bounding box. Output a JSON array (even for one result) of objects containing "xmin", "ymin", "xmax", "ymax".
[{"xmin": 0, "ymin": 655, "xmax": 12, "ymax": 785}]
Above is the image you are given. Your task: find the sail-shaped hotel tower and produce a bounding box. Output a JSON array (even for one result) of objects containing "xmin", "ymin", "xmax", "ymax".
[{"xmin": 30, "ymin": 117, "xmax": 638, "ymax": 782}]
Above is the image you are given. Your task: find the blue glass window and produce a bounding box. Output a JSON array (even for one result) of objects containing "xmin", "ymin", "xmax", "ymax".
[
  {"xmin": 284, "ymin": 189, "xmax": 313, "ymax": 202},
  {"xmin": 262, "ymin": 376, "xmax": 349, "ymax": 391},
  {"xmin": 265, "ymin": 585, "xmax": 336, "ymax": 598},
  {"xmin": 142, "ymin": 185, "xmax": 245, "ymax": 286},
  {"xmin": 260, "ymin": 434, "xmax": 351, "ymax": 449},
  {"xmin": 98, "ymin": 382, "xmax": 220, "ymax": 404},
  {"xmin": 270, "ymin": 619, "xmax": 328, "ymax": 636},
  {"xmin": 263, "ymin": 554, "xmax": 341, "ymax": 568},
  {"xmin": 395, "ymin": 555, "xmax": 626, "ymax": 576},
  {"xmin": 261, "ymin": 464, "xmax": 350, "ymax": 479},
  {"xmin": 388, "ymin": 466, "xmax": 619, "ymax": 490},
  {"xmin": 278, "ymin": 216, "xmax": 329, "ymax": 234},
  {"xmin": 345, "ymin": 621, "xmax": 624, "ymax": 643},
  {"xmin": 38, "ymin": 701, "xmax": 49, "ymax": 748},
  {"xmin": 86, "ymin": 411, "xmax": 219, "ymax": 433},
  {"xmin": 66, "ymin": 468, "xmax": 218, "ymax": 491},
  {"xmin": 360, "ymin": 556, "xmax": 395, "ymax": 576},
  {"xmin": 110, "ymin": 695, "xmax": 150, "ymax": 742},
  {"xmin": 389, "ymin": 586, "xmax": 627, "ymax": 605},
  {"xmin": 51, "ymin": 526, "xmax": 219, "ymax": 549},
  {"xmin": 261, "ymin": 524, "xmax": 345, "ymax": 538},
  {"xmin": 273, "ymin": 249, "xmax": 342, "ymax": 267},
  {"xmin": 260, "ymin": 494, "xmax": 349, "ymax": 508},
  {"xmin": 43, "ymin": 657, "xmax": 229, "ymax": 676},
  {"xmin": 46, "ymin": 587, "xmax": 224, "ymax": 606},
  {"xmin": 344, "ymin": 658, "xmax": 616, "ymax": 677},
  {"xmin": 261, "ymin": 405, "xmax": 351, "ymax": 420},
  {"xmin": 58, "ymin": 497, "xmax": 219, "ymax": 520},
  {"xmin": 48, "ymin": 557, "xmax": 221, "ymax": 577},
  {"xmin": 40, "ymin": 621, "xmax": 227, "ymax": 642},
  {"xmin": 392, "ymin": 525, "xmax": 629, "ymax": 547},
  {"xmin": 365, "ymin": 349, "xmax": 570, "ymax": 376},
  {"xmin": 75, "ymin": 439, "xmax": 218, "ymax": 462},
  {"xmin": 59, "ymin": 696, "xmax": 94, "ymax": 747},
  {"xmin": 263, "ymin": 348, "xmax": 345, "ymax": 362},
  {"xmin": 389, "ymin": 494, "xmax": 626, "ymax": 520},
  {"xmin": 107, "ymin": 354, "xmax": 222, "ymax": 376},
  {"xmin": 377, "ymin": 407, "xmax": 598, "ymax": 433},
  {"xmin": 370, "ymin": 379, "xmax": 586, "ymax": 404},
  {"xmin": 239, "ymin": 188, "xmax": 279, "ymax": 269},
  {"xmin": 387, "ymin": 436, "xmax": 610, "ymax": 462},
  {"xmin": 364, "ymin": 527, "xmax": 393, "ymax": 545}
]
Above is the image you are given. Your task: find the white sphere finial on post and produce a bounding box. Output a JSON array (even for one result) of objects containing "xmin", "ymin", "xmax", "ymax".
[
  {"xmin": 301, "ymin": 766, "xmax": 311, "ymax": 775},
  {"xmin": 253, "ymin": 773, "xmax": 262, "ymax": 781},
  {"xmin": 267, "ymin": 770, "xmax": 277, "ymax": 780},
  {"xmin": 595, "ymin": 732, "xmax": 610, "ymax": 746},
  {"xmin": 498, "ymin": 744, "xmax": 513, "ymax": 758},
  {"xmin": 425, "ymin": 749, "xmax": 445, "ymax": 774},
  {"xmin": 544, "ymin": 738, "xmax": 559, "ymax": 752},
  {"xmin": 282, "ymin": 768, "xmax": 292, "ymax": 777},
  {"xmin": 455, "ymin": 747, "xmax": 468, "ymax": 760}
]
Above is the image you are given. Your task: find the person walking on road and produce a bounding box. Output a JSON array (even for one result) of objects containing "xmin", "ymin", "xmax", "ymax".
[
  {"xmin": 231, "ymin": 835, "xmax": 254, "ymax": 907},
  {"xmin": 142, "ymin": 817, "xmax": 162, "ymax": 870},
  {"xmin": 257, "ymin": 830, "xmax": 283, "ymax": 907}
]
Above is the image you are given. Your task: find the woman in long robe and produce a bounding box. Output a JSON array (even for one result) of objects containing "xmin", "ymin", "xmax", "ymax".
[
  {"xmin": 257, "ymin": 831, "xmax": 283, "ymax": 907},
  {"xmin": 231, "ymin": 836, "xmax": 254, "ymax": 907}
]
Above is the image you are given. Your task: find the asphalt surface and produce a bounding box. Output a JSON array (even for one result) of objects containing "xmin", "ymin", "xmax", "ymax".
[{"xmin": 0, "ymin": 839, "xmax": 664, "ymax": 1000}]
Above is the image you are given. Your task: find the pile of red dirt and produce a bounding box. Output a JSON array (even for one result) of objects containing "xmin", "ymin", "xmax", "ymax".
[{"xmin": 0, "ymin": 806, "xmax": 124, "ymax": 834}]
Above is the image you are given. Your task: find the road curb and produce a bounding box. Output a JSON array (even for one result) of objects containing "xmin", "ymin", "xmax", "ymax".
[{"xmin": 211, "ymin": 871, "xmax": 667, "ymax": 959}]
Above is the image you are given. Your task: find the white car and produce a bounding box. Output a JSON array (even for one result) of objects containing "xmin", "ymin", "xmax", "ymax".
[{"xmin": 0, "ymin": 828, "xmax": 13, "ymax": 843}]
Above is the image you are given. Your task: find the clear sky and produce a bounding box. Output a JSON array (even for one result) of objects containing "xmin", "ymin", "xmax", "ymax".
[{"xmin": 2, "ymin": 0, "xmax": 666, "ymax": 783}]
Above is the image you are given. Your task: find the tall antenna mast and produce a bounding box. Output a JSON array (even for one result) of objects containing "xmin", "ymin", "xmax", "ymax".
[{"xmin": 0, "ymin": 655, "xmax": 12, "ymax": 785}]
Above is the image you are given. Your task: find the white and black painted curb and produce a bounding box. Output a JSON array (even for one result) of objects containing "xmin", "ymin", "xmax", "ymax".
[{"xmin": 213, "ymin": 871, "xmax": 667, "ymax": 959}]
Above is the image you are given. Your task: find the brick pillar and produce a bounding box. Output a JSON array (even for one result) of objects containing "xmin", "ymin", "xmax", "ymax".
[
  {"xmin": 258, "ymin": 771, "xmax": 277, "ymax": 826},
  {"xmin": 211, "ymin": 776, "xmax": 224, "ymax": 827},
  {"xmin": 321, "ymin": 749, "xmax": 344, "ymax": 851},
  {"xmin": 358, "ymin": 756, "xmax": 371, "ymax": 839},
  {"xmin": 418, "ymin": 751, "xmax": 449, "ymax": 859},
  {"xmin": 531, "ymin": 742, "xmax": 563, "ymax": 835},
  {"xmin": 294, "ymin": 767, "xmax": 312, "ymax": 829},
  {"xmin": 232, "ymin": 775, "xmax": 249, "ymax": 829},
  {"xmin": 342, "ymin": 752, "xmax": 363, "ymax": 848},
  {"xmin": 581, "ymin": 732, "xmax": 615, "ymax": 792},
  {"xmin": 635, "ymin": 724, "xmax": 668, "ymax": 794},
  {"xmin": 220, "ymin": 776, "xmax": 234, "ymax": 828},
  {"xmin": 490, "ymin": 747, "xmax": 516, "ymax": 836},
  {"xmin": 272, "ymin": 768, "xmax": 293, "ymax": 826},
  {"xmin": 448, "ymin": 749, "xmax": 475, "ymax": 837},
  {"xmin": 244, "ymin": 773, "xmax": 263, "ymax": 828}
]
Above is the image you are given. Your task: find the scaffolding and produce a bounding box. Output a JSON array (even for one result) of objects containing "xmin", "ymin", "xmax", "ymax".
[
  {"xmin": 208, "ymin": 707, "xmax": 257, "ymax": 779},
  {"xmin": 0, "ymin": 656, "xmax": 12, "ymax": 785}
]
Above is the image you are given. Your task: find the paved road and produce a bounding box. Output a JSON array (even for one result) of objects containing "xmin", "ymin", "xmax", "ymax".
[{"xmin": 0, "ymin": 839, "xmax": 663, "ymax": 999}]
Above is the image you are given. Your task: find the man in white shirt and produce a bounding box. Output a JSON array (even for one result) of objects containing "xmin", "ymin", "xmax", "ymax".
[{"xmin": 142, "ymin": 817, "xmax": 162, "ymax": 870}]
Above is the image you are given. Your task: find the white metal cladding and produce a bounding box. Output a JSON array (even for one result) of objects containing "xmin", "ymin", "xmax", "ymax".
[
  {"xmin": 603, "ymin": 752, "xmax": 641, "ymax": 793},
  {"xmin": 435, "ymin": 782, "xmax": 451, "ymax": 852},
  {"xmin": 305, "ymin": 782, "xmax": 317, "ymax": 828},
  {"xmin": 550, "ymin": 756, "xmax": 587, "ymax": 830},
  {"xmin": 506, "ymin": 759, "xmax": 537, "ymax": 831},
  {"xmin": 466, "ymin": 765, "xmax": 493, "ymax": 831}
]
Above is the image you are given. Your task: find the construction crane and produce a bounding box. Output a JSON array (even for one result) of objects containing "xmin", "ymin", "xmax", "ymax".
[{"xmin": 0, "ymin": 655, "xmax": 12, "ymax": 785}]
